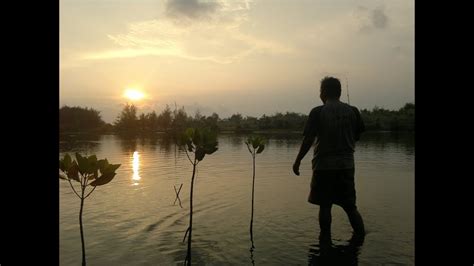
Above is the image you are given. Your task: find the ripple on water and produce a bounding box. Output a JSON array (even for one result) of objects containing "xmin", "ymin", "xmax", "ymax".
[{"xmin": 60, "ymin": 134, "xmax": 414, "ymax": 265}]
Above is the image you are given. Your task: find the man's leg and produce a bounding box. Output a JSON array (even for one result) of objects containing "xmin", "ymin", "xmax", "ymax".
[
  {"xmin": 341, "ymin": 205, "xmax": 365, "ymax": 235},
  {"xmin": 319, "ymin": 204, "xmax": 332, "ymax": 235}
]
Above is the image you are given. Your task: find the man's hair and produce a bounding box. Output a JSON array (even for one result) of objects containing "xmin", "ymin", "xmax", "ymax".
[{"xmin": 320, "ymin": 76, "xmax": 342, "ymax": 99}]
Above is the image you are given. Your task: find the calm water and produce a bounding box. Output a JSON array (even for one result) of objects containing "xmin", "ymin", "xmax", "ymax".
[{"xmin": 59, "ymin": 132, "xmax": 414, "ymax": 265}]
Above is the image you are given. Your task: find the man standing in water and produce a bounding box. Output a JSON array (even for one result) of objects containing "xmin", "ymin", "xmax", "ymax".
[{"xmin": 292, "ymin": 76, "xmax": 366, "ymax": 238}]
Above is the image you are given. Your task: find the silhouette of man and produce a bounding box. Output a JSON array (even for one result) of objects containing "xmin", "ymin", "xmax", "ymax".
[{"xmin": 293, "ymin": 76, "xmax": 365, "ymax": 237}]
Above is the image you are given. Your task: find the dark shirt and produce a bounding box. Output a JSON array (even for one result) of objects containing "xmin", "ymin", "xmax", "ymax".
[{"xmin": 303, "ymin": 100, "xmax": 365, "ymax": 170}]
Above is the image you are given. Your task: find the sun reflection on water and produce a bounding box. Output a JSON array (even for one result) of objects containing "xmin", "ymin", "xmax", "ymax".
[{"xmin": 132, "ymin": 151, "xmax": 141, "ymax": 185}]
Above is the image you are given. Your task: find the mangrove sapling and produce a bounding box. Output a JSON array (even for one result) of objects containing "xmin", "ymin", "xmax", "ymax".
[{"xmin": 59, "ymin": 153, "xmax": 120, "ymax": 266}]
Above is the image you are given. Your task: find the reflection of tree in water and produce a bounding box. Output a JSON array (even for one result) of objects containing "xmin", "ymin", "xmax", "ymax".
[
  {"xmin": 359, "ymin": 132, "xmax": 414, "ymax": 154},
  {"xmin": 229, "ymin": 134, "xmax": 243, "ymax": 148},
  {"xmin": 59, "ymin": 134, "xmax": 101, "ymax": 154},
  {"xmin": 139, "ymin": 136, "xmax": 147, "ymax": 147},
  {"xmin": 59, "ymin": 141, "xmax": 100, "ymax": 154},
  {"xmin": 308, "ymin": 234, "xmax": 365, "ymax": 266},
  {"xmin": 249, "ymin": 245, "xmax": 255, "ymax": 266},
  {"xmin": 158, "ymin": 134, "xmax": 174, "ymax": 153},
  {"xmin": 118, "ymin": 136, "xmax": 138, "ymax": 153},
  {"xmin": 261, "ymin": 133, "xmax": 302, "ymax": 141},
  {"xmin": 261, "ymin": 133, "xmax": 302, "ymax": 149},
  {"xmin": 148, "ymin": 135, "xmax": 158, "ymax": 147},
  {"xmin": 116, "ymin": 133, "xmax": 176, "ymax": 153}
]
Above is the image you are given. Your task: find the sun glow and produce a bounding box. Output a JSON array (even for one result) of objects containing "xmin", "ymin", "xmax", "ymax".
[{"xmin": 124, "ymin": 89, "xmax": 145, "ymax": 101}]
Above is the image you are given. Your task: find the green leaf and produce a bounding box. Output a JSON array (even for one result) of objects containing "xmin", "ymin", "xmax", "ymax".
[
  {"xmin": 89, "ymin": 170, "xmax": 98, "ymax": 180},
  {"xmin": 192, "ymin": 128, "xmax": 202, "ymax": 146},
  {"xmin": 186, "ymin": 141, "xmax": 194, "ymax": 152},
  {"xmin": 177, "ymin": 132, "xmax": 190, "ymax": 147},
  {"xmin": 97, "ymin": 159, "xmax": 109, "ymax": 173},
  {"xmin": 111, "ymin": 163, "xmax": 121, "ymax": 172},
  {"xmin": 88, "ymin": 155, "xmax": 99, "ymax": 173},
  {"xmin": 63, "ymin": 154, "xmax": 72, "ymax": 170},
  {"xmin": 67, "ymin": 161, "xmax": 80, "ymax": 182},
  {"xmin": 102, "ymin": 164, "xmax": 121, "ymax": 174},
  {"xmin": 256, "ymin": 144, "xmax": 265, "ymax": 154},
  {"xmin": 76, "ymin": 153, "xmax": 90, "ymax": 175},
  {"xmin": 88, "ymin": 155, "xmax": 97, "ymax": 163},
  {"xmin": 195, "ymin": 148, "xmax": 205, "ymax": 161},
  {"xmin": 75, "ymin": 152, "xmax": 84, "ymax": 162},
  {"xmin": 204, "ymin": 146, "xmax": 218, "ymax": 155},
  {"xmin": 252, "ymin": 138, "xmax": 259, "ymax": 149},
  {"xmin": 203, "ymin": 140, "xmax": 217, "ymax": 151},
  {"xmin": 90, "ymin": 172, "xmax": 116, "ymax": 186},
  {"xmin": 59, "ymin": 160, "xmax": 65, "ymax": 172},
  {"xmin": 202, "ymin": 129, "xmax": 217, "ymax": 144}
]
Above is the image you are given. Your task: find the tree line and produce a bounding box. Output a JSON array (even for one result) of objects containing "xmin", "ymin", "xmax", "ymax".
[
  {"xmin": 59, "ymin": 102, "xmax": 414, "ymax": 134},
  {"xmin": 360, "ymin": 103, "xmax": 414, "ymax": 131}
]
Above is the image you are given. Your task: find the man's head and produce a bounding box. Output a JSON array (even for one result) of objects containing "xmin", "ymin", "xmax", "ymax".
[{"xmin": 320, "ymin": 76, "xmax": 341, "ymax": 103}]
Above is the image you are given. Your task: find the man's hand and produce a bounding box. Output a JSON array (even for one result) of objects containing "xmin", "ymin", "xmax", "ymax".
[
  {"xmin": 293, "ymin": 160, "xmax": 301, "ymax": 176},
  {"xmin": 293, "ymin": 136, "xmax": 314, "ymax": 176}
]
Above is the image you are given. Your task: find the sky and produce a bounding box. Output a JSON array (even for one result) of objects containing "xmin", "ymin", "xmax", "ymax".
[{"xmin": 60, "ymin": 0, "xmax": 414, "ymax": 123}]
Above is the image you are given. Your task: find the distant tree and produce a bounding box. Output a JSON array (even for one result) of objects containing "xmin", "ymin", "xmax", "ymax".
[
  {"xmin": 283, "ymin": 112, "xmax": 306, "ymax": 130},
  {"xmin": 60, "ymin": 106, "xmax": 105, "ymax": 133},
  {"xmin": 205, "ymin": 112, "xmax": 219, "ymax": 131},
  {"xmin": 190, "ymin": 109, "xmax": 205, "ymax": 128},
  {"xmin": 157, "ymin": 105, "xmax": 173, "ymax": 132},
  {"xmin": 194, "ymin": 109, "xmax": 203, "ymax": 121},
  {"xmin": 229, "ymin": 113, "xmax": 243, "ymax": 132},
  {"xmin": 271, "ymin": 112, "xmax": 286, "ymax": 128},
  {"xmin": 397, "ymin": 102, "xmax": 415, "ymax": 131},
  {"xmin": 242, "ymin": 116, "xmax": 258, "ymax": 130},
  {"xmin": 138, "ymin": 113, "xmax": 147, "ymax": 132},
  {"xmin": 258, "ymin": 114, "xmax": 271, "ymax": 130},
  {"xmin": 114, "ymin": 104, "xmax": 138, "ymax": 133},
  {"xmin": 401, "ymin": 103, "xmax": 414, "ymax": 111},
  {"xmin": 172, "ymin": 106, "xmax": 188, "ymax": 132},
  {"xmin": 147, "ymin": 111, "xmax": 159, "ymax": 132},
  {"xmin": 229, "ymin": 113, "xmax": 243, "ymax": 125},
  {"xmin": 360, "ymin": 103, "xmax": 414, "ymax": 131}
]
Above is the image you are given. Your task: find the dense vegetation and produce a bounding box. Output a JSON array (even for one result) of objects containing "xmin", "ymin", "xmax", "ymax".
[
  {"xmin": 60, "ymin": 106, "xmax": 110, "ymax": 133},
  {"xmin": 360, "ymin": 103, "xmax": 414, "ymax": 131},
  {"xmin": 60, "ymin": 103, "xmax": 414, "ymax": 134}
]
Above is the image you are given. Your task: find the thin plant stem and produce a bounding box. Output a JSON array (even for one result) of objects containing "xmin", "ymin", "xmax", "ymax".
[
  {"xmin": 250, "ymin": 151, "xmax": 256, "ymax": 248},
  {"xmin": 67, "ymin": 179, "xmax": 82, "ymax": 199},
  {"xmin": 185, "ymin": 158, "xmax": 197, "ymax": 266}
]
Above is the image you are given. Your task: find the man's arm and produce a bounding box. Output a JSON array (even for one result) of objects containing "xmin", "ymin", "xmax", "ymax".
[{"xmin": 293, "ymin": 135, "xmax": 315, "ymax": 176}]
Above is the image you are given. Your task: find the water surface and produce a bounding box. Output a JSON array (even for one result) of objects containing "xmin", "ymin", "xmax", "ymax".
[{"xmin": 60, "ymin": 132, "xmax": 414, "ymax": 265}]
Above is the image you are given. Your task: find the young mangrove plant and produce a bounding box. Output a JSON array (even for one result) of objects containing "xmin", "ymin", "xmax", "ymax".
[
  {"xmin": 245, "ymin": 136, "xmax": 265, "ymax": 250},
  {"xmin": 59, "ymin": 153, "xmax": 121, "ymax": 266},
  {"xmin": 177, "ymin": 128, "xmax": 218, "ymax": 266}
]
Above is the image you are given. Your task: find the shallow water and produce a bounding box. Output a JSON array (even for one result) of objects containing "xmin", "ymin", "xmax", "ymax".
[{"xmin": 59, "ymin": 132, "xmax": 414, "ymax": 265}]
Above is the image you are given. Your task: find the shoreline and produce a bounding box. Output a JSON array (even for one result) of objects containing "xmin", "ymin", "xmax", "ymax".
[{"xmin": 60, "ymin": 129, "xmax": 414, "ymax": 138}]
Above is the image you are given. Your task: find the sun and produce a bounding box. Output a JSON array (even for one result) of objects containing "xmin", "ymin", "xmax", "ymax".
[{"xmin": 123, "ymin": 89, "xmax": 145, "ymax": 101}]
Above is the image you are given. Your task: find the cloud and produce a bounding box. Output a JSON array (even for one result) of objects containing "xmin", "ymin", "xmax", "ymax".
[
  {"xmin": 372, "ymin": 7, "xmax": 388, "ymax": 29},
  {"xmin": 355, "ymin": 6, "xmax": 388, "ymax": 33},
  {"xmin": 165, "ymin": 0, "xmax": 221, "ymax": 20},
  {"xmin": 80, "ymin": 0, "xmax": 293, "ymax": 64}
]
